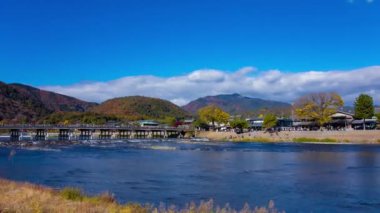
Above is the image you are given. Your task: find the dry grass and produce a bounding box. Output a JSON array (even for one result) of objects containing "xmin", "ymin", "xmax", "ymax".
[
  {"xmin": 0, "ymin": 178, "xmax": 128, "ymax": 213},
  {"xmin": 0, "ymin": 178, "xmax": 284, "ymax": 213},
  {"xmin": 198, "ymin": 130, "xmax": 380, "ymax": 144}
]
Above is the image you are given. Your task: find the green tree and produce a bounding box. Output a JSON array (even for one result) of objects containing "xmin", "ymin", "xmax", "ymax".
[
  {"xmin": 230, "ymin": 118, "xmax": 249, "ymax": 132},
  {"xmin": 294, "ymin": 92, "xmax": 344, "ymax": 127},
  {"xmin": 162, "ymin": 116, "xmax": 177, "ymax": 127},
  {"xmin": 354, "ymin": 94, "xmax": 375, "ymax": 130},
  {"xmin": 198, "ymin": 105, "xmax": 230, "ymax": 129},
  {"xmin": 376, "ymin": 113, "xmax": 380, "ymax": 121},
  {"xmin": 263, "ymin": 114, "xmax": 277, "ymax": 131}
]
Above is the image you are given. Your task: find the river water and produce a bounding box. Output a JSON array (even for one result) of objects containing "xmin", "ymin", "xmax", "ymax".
[{"xmin": 1, "ymin": 140, "xmax": 380, "ymax": 212}]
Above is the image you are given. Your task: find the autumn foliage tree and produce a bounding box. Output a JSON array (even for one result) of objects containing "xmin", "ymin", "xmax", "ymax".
[
  {"xmin": 197, "ymin": 105, "xmax": 230, "ymax": 129},
  {"xmin": 294, "ymin": 92, "xmax": 344, "ymax": 127}
]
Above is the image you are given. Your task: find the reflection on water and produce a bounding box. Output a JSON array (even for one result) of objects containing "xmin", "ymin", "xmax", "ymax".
[{"xmin": 1, "ymin": 140, "xmax": 380, "ymax": 212}]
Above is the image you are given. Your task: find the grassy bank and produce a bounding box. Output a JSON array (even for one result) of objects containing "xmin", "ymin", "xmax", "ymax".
[
  {"xmin": 0, "ymin": 178, "xmax": 283, "ymax": 213},
  {"xmin": 197, "ymin": 130, "xmax": 380, "ymax": 144}
]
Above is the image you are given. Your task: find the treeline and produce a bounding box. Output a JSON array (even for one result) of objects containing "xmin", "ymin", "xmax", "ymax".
[
  {"xmin": 39, "ymin": 112, "xmax": 122, "ymax": 125},
  {"xmin": 194, "ymin": 92, "xmax": 380, "ymax": 131},
  {"xmin": 295, "ymin": 92, "xmax": 378, "ymax": 127}
]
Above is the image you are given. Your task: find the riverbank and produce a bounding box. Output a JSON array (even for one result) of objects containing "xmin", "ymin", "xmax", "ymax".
[
  {"xmin": 197, "ymin": 130, "xmax": 380, "ymax": 144},
  {"xmin": 0, "ymin": 178, "xmax": 282, "ymax": 213}
]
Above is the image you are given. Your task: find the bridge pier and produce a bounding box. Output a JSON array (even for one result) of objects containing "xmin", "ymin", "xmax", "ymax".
[
  {"xmin": 35, "ymin": 129, "xmax": 46, "ymax": 141},
  {"xmin": 117, "ymin": 130, "xmax": 131, "ymax": 139},
  {"xmin": 135, "ymin": 130, "xmax": 148, "ymax": 139},
  {"xmin": 152, "ymin": 130, "xmax": 164, "ymax": 138},
  {"xmin": 99, "ymin": 129, "xmax": 112, "ymax": 140},
  {"xmin": 58, "ymin": 129, "xmax": 70, "ymax": 141},
  {"xmin": 10, "ymin": 129, "xmax": 20, "ymax": 141},
  {"xmin": 79, "ymin": 129, "xmax": 92, "ymax": 140}
]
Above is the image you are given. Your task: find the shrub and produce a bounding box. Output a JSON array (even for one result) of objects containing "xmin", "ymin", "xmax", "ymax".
[
  {"xmin": 60, "ymin": 187, "xmax": 84, "ymax": 201},
  {"xmin": 320, "ymin": 138, "xmax": 337, "ymax": 143},
  {"xmin": 87, "ymin": 191, "xmax": 116, "ymax": 204},
  {"xmin": 293, "ymin": 137, "xmax": 320, "ymax": 143},
  {"xmin": 120, "ymin": 203, "xmax": 149, "ymax": 213}
]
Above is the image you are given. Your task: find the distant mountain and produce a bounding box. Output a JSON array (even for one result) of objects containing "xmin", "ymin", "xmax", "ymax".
[
  {"xmin": 90, "ymin": 96, "xmax": 189, "ymax": 121},
  {"xmin": 0, "ymin": 82, "xmax": 97, "ymax": 123},
  {"xmin": 183, "ymin": 93, "xmax": 291, "ymax": 115}
]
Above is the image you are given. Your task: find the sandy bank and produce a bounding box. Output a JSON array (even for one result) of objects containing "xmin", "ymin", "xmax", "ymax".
[{"xmin": 197, "ymin": 130, "xmax": 380, "ymax": 143}]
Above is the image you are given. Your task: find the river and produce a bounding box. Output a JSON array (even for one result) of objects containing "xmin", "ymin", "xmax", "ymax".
[{"xmin": 1, "ymin": 140, "xmax": 380, "ymax": 212}]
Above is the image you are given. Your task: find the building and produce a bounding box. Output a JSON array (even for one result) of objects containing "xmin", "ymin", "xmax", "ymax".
[
  {"xmin": 276, "ymin": 118, "xmax": 293, "ymax": 131},
  {"xmin": 351, "ymin": 118, "xmax": 378, "ymax": 130},
  {"xmin": 292, "ymin": 120, "xmax": 319, "ymax": 131},
  {"xmin": 325, "ymin": 111, "xmax": 354, "ymax": 130},
  {"xmin": 246, "ymin": 118, "xmax": 264, "ymax": 130},
  {"xmin": 246, "ymin": 117, "xmax": 293, "ymax": 131},
  {"xmin": 177, "ymin": 118, "xmax": 194, "ymax": 129},
  {"xmin": 138, "ymin": 120, "xmax": 160, "ymax": 127}
]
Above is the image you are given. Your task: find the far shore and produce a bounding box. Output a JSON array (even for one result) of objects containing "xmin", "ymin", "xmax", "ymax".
[
  {"xmin": 196, "ymin": 130, "xmax": 380, "ymax": 144},
  {"xmin": 1, "ymin": 130, "xmax": 380, "ymax": 147}
]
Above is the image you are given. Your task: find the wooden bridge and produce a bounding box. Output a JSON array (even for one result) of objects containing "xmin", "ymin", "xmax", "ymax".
[{"xmin": 0, "ymin": 125, "xmax": 192, "ymax": 141}]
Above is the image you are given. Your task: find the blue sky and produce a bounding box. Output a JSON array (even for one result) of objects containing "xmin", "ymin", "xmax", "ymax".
[
  {"xmin": 1, "ymin": 0, "xmax": 379, "ymax": 86},
  {"xmin": 1, "ymin": 0, "xmax": 380, "ymax": 105}
]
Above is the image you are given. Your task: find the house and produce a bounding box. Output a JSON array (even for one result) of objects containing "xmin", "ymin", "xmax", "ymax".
[{"xmin": 325, "ymin": 111, "xmax": 354, "ymax": 130}]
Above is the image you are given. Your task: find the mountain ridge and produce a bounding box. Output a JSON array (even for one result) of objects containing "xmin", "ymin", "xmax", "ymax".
[
  {"xmin": 90, "ymin": 96, "xmax": 189, "ymax": 121},
  {"xmin": 0, "ymin": 82, "xmax": 97, "ymax": 123},
  {"xmin": 182, "ymin": 93, "xmax": 292, "ymax": 115}
]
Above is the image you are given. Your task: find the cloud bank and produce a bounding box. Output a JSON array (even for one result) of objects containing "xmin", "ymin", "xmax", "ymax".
[{"xmin": 41, "ymin": 66, "xmax": 380, "ymax": 106}]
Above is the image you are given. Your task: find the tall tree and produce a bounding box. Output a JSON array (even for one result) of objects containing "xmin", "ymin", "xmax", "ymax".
[
  {"xmin": 376, "ymin": 113, "xmax": 380, "ymax": 121},
  {"xmin": 354, "ymin": 94, "xmax": 374, "ymax": 130},
  {"xmin": 198, "ymin": 105, "xmax": 230, "ymax": 129},
  {"xmin": 263, "ymin": 114, "xmax": 277, "ymax": 131},
  {"xmin": 294, "ymin": 92, "xmax": 344, "ymax": 127}
]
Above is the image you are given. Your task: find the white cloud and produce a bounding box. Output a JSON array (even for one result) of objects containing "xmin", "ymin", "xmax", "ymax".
[
  {"xmin": 187, "ymin": 69, "xmax": 226, "ymax": 82},
  {"xmin": 40, "ymin": 66, "xmax": 380, "ymax": 106}
]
